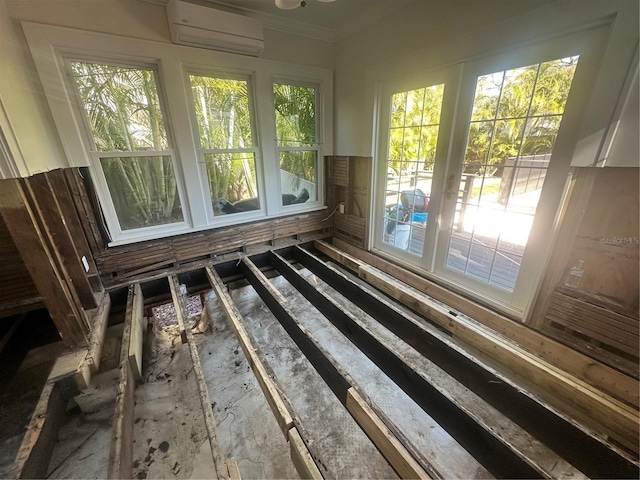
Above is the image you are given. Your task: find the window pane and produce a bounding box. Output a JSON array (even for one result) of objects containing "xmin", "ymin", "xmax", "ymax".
[
  {"xmin": 274, "ymin": 84, "xmax": 317, "ymax": 147},
  {"xmin": 405, "ymin": 88, "xmax": 426, "ymax": 126},
  {"xmin": 206, "ymin": 153, "xmax": 259, "ymax": 216},
  {"xmin": 383, "ymin": 83, "xmax": 445, "ymax": 255},
  {"xmin": 189, "ymin": 75, "xmax": 253, "ymax": 149},
  {"xmin": 390, "ymin": 91, "xmax": 408, "ymax": 128},
  {"xmin": 280, "ymin": 151, "xmax": 316, "ymax": 203},
  {"xmin": 70, "ymin": 62, "xmax": 168, "ymax": 151},
  {"xmin": 531, "ymin": 56, "xmax": 579, "ymax": 116},
  {"xmin": 470, "ymin": 72, "xmax": 503, "ymax": 121},
  {"xmin": 446, "ymin": 56, "xmax": 579, "ymax": 291},
  {"xmin": 101, "ymin": 156, "xmax": 182, "ymax": 230},
  {"xmin": 497, "ymin": 65, "xmax": 537, "ymax": 119}
]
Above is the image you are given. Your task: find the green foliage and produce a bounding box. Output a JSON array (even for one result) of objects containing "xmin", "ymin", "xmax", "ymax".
[
  {"xmin": 388, "ymin": 84, "xmax": 444, "ymax": 175},
  {"xmin": 71, "ymin": 62, "xmax": 180, "ymax": 230},
  {"xmin": 274, "ymin": 84, "xmax": 318, "ymax": 188},
  {"xmin": 204, "ymin": 153, "xmax": 257, "ymax": 205},
  {"xmin": 190, "ymin": 76, "xmax": 257, "ymax": 205},
  {"xmin": 190, "ymin": 76, "xmax": 253, "ymax": 150},
  {"xmin": 387, "ymin": 57, "xmax": 578, "ymax": 178},
  {"xmin": 464, "ymin": 57, "xmax": 578, "ymax": 174},
  {"xmin": 274, "ymin": 84, "xmax": 316, "ymax": 147}
]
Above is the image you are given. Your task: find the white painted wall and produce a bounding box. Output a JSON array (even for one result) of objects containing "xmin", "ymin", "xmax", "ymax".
[
  {"xmin": 1, "ymin": 0, "xmax": 334, "ymax": 177},
  {"xmin": 0, "ymin": 0, "xmax": 66, "ymax": 175}
]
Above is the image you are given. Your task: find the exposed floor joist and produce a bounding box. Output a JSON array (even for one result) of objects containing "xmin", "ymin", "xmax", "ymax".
[
  {"xmin": 7, "ymin": 241, "xmax": 639, "ymax": 480},
  {"xmin": 322, "ymin": 238, "xmax": 639, "ymax": 409}
]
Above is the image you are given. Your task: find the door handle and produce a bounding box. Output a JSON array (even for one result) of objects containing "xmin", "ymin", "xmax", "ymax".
[{"xmin": 446, "ymin": 173, "xmax": 457, "ymax": 198}]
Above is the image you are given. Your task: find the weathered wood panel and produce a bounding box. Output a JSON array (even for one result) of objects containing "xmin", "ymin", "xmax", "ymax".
[
  {"xmin": 95, "ymin": 211, "xmax": 331, "ymax": 288},
  {"xmin": 0, "ymin": 178, "xmax": 88, "ymax": 347},
  {"xmin": 546, "ymin": 291, "xmax": 639, "ymax": 356},
  {"xmin": 533, "ymin": 167, "xmax": 639, "ymax": 378},
  {"xmin": 327, "ymin": 156, "xmax": 372, "ymax": 249},
  {"xmin": 0, "ymin": 214, "xmax": 43, "ymax": 317},
  {"xmin": 63, "ymin": 167, "xmax": 108, "ymax": 255},
  {"xmin": 24, "ymin": 173, "xmax": 97, "ymax": 310}
]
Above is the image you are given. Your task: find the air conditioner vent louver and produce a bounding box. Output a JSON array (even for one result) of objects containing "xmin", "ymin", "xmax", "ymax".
[{"xmin": 166, "ymin": 0, "xmax": 264, "ymax": 56}]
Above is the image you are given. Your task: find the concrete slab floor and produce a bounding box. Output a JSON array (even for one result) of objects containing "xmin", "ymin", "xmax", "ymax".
[
  {"xmin": 132, "ymin": 322, "xmax": 216, "ymax": 480},
  {"xmin": 273, "ymin": 268, "xmax": 492, "ymax": 479},
  {"xmin": 47, "ymin": 413, "xmax": 112, "ymax": 479},
  {"xmin": 197, "ymin": 291, "xmax": 298, "ymax": 480},
  {"xmin": 229, "ymin": 283, "xmax": 399, "ymax": 480}
]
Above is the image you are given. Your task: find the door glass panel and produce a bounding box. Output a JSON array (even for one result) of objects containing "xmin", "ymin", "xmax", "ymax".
[
  {"xmin": 445, "ymin": 56, "xmax": 579, "ymax": 291},
  {"xmin": 382, "ymin": 84, "xmax": 444, "ymax": 255}
]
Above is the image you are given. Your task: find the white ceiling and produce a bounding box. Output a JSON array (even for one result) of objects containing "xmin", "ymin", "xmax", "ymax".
[{"xmin": 190, "ymin": 0, "xmax": 417, "ymax": 42}]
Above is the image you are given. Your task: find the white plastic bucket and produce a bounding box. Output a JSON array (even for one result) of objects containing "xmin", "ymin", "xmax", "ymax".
[{"xmin": 394, "ymin": 224, "xmax": 410, "ymax": 250}]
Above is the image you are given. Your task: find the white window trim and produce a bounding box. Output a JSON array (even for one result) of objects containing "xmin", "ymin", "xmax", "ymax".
[{"xmin": 23, "ymin": 22, "xmax": 332, "ymax": 246}]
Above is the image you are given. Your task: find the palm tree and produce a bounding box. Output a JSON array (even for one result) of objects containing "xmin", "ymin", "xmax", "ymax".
[
  {"xmin": 273, "ymin": 83, "xmax": 317, "ymax": 187},
  {"xmin": 71, "ymin": 62, "xmax": 180, "ymax": 230},
  {"xmin": 190, "ymin": 76, "xmax": 258, "ymax": 205}
]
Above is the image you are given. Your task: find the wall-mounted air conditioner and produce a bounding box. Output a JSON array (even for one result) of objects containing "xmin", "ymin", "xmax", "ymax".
[{"xmin": 166, "ymin": 0, "xmax": 264, "ymax": 56}]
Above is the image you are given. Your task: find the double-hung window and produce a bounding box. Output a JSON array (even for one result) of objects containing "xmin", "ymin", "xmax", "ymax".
[
  {"xmin": 273, "ymin": 82, "xmax": 320, "ymax": 204},
  {"xmin": 25, "ymin": 23, "xmax": 332, "ymax": 245},
  {"xmin": 189, "ymin": 73, "xmax": 261, "ymax": 219},
  {"xmin": 69, "ymin": 61, "xmax": 185, "ymax": 234}
]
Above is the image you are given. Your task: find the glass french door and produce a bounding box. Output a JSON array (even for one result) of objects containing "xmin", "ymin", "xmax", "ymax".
[
  {"xmin": 379, "ymin": 82, "xmax": 447, "ymax": 256},
  {"xmin": 374, "ymin": 29, "xmax": 605, "ymax": 316}
]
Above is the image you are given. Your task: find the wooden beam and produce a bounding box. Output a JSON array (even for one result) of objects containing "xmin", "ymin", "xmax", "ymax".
[
  {"xmin": 48, "ymin": 348, "xmax": 91, "ymax": 391},
  {"xmin": 318, "ymin": 240, "xmax": 640, "ymax": 460},
  {"xmin": 270, "ymin": 250, "xmax": 575, "ymax": 479},
  {"xmin": 225, "ymin": 458, "xmax": 242, "ymax": 480},
  {"xmin": 358, "ymin": 264, "xmax": 639, "ymax": 453},
  {"xmin": 108, "ymin": 284, "xmax": 136, "ymax": 480},
  {"xmin": 288, "ymin": 427, "xmax": 323, "ymax": 480},
  {"xmin": 9, "ymin": 382, "xmax": 66, "ymax": 479},
  {"xmin": 127, "ymin": 285, "xmax": 145, "ymax": 383},
  {"xmin": 242, "ymin": 256, "xmax": 445, "ymax": 479},
  {"xmin": 0, "ymin": 178, "xmax": 88, "ymax": 347},
  {"xmin": 206, "ymin": 266, "xmax": 295, "ymax": 438},
  {"xmin": 319, "ymin": 239, "xmax": 639, "ymax": 410},
  {"xmin": 292, "ymin": 246, "xmax": 639, "ymax": 477},
  {"xmin": 346, "ymin": 388, "xmax": 430, "ymax": 480},
  {"xmin": 85, "ymin": 293, "xmax": 112, "ymax": 372},
  {"xmin": 169, "ymin": 274, "xmax": 226, "ymax": 479},
  {"xmin": 24, "ymin": 173, "xmax": 97, "ymax": 310}
]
